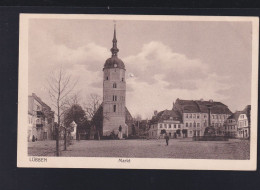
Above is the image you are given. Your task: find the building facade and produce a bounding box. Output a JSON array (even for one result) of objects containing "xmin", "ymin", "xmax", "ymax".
[
  {"xmin": 102, "ymin": 25, "xmax": 127, "ymax": 137},
  {"xmin": 148, "ymin": 110, "xmax": 184, "ymax": 139},
  {"xmin": 224, "ymin": 106, "xmax": 250, "ymax": 139},
  {"xmin": 172, "ymin": 99, "xmax": 232, "ymax": 137},
  {"xmin": 28, "ymin": 93, "xmax": 55, "ymax": 141},
  {"xmin": 90, "ymin": 25, "xmax": 134, "ymax": 139}
]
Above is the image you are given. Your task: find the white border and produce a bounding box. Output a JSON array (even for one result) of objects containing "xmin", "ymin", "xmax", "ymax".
[{"xmin": 18, "ymin": 14, "xmax": 259, "ymax": 170}]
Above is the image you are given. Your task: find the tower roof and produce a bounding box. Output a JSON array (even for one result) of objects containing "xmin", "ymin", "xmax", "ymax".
[{"xmin": 104, "ymin": 23, "xmax": 125, "ymax": 70}]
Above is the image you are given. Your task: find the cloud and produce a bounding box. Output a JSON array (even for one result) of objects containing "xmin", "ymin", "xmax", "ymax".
[{"xmin": 124, "ymin": 41, "xmax": 209, "ymax": 90}]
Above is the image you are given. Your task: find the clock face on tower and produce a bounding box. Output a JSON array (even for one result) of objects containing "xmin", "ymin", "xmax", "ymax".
[{"xmin": 114, "ymin": 64, "xmax": 117, "ymax": 68}]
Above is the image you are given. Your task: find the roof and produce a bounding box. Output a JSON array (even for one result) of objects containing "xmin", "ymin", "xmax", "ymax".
[
  {"xmin": 104, "ymin": 56, "xmax": 125, "ymax": 70},
  {"xmin": 30, "ymin": 93, "xmax": 51, "ymax": 110},
  {"xmin": 91, "ymin": 103, "xmax": 133, "ymax": 125},
  {"xmin": 228, "ymin": 106, "xmax": 250, "ymax": 122},
  {"xmin": 174, "ymin": 99, "xmax": 232, "ymax": 115},
  {"xmin": 150, "ymin": 109, "xmax": 182, "ymax": 124},
  {"xmin": 227, "ymin": 111, "xmax": 244, "ymax": 122}
]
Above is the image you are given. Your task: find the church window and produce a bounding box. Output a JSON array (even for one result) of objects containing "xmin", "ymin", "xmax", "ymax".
[
  {"xmin": 113, "ymin": 83, "xmax": 117, "ymax": 88},
  {"xmin": 113, "ymin": 105, "xmax": 116, "ymax": 112}
]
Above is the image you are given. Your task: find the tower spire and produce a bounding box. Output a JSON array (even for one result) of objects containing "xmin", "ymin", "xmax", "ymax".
[{"xmin": 111, "ymin": 22, "xmax": 119, "ymax": 57}]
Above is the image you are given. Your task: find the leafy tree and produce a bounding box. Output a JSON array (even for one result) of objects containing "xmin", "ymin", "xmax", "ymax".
[{"xmin": 64, "ymin": 104, "xmax": 87, "ymax": 143}]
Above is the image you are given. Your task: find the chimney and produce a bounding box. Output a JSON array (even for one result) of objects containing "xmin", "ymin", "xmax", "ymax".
[{"xmin": 154, "ymin": 110, "xmax": 158, "ymax": 116}]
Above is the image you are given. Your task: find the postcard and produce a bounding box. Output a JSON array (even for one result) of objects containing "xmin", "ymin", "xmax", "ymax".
[{"xmin": 18, "ymin": 14, "xmax": 258, "ymax": 170}]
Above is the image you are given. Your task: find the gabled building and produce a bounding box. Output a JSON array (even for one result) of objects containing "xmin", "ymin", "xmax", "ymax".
[
  {"xmin": 172, "ymin": 98, "xmax": 232, "ymax": 137},
  {"xmin": 28, "ymin": 93, "xmax": 55, "ymax": 141},
  {"xmin": 148, "ymin": 110, "xmax": 184, "ymax": 139},
  {"xmin": 224, "ymin": 105, "xmax": 250, "ymax": 138}
]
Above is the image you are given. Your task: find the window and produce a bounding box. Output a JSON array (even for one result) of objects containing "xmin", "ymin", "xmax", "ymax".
[
  {"xmin": 178, "ymin": 124, "xmax": 180, "ymax": 128},
  {"xmin": 113, "ymin": 83, "xmax": 117, "ymax": 88},
  {"xmin": 106, "ymin": 76, "xmax": 109, "ymax": 80},
  {"xmin": 122, "ymin": 78, "xmax": 124, "ymax": 82},
  {"xmin": 186, "ymin": 123, "xmax": 188, "ymax": 127},
  {"xmin": 190, "ymin": 123, "xmax": 192, "ymax": 127},
  {"xmin": 193, "ymin": 122, "xmax": 196, "ymax": 127},
  {"xmin": 113, "ymin": 105, "xmax": 116, "ymax": 112},
  {"xmin": 197, "ymin": 114, "xmax": 200, "ymax": 119},
  {"xmin": 169, "ymin": 124, "xmax": 172, "ymax": 128},
  {"xmin": 204, "ymin": 114, "xmax": 207, "ymax": 118},
  {"xmin": 160, "ymin": 124, "xmax": 162, "ymax": 128},
  {"xmin": 164, "ymin": 124, "xmax": 167, "ymax": 128},
  {"xmin": 112, "ymin": 95, "xmax": 117, "ymax": 101},
  {"xmin": 174, "ymin": 124, "xmax": 176, "ymax": 128},
  {"xmin": 189, "ymin": 114, "xmax": 192, "ymax": 118},
  {"xmin": 197, "ymin": 123, "xmax": 200, "ymax": 127},
  {"xmin": 193, "ymin": 114, "xmax": 196, "ymax": 118},
  {"xmin": 186, "ymin": 114, "xmax": 188, "ymax": 118}
]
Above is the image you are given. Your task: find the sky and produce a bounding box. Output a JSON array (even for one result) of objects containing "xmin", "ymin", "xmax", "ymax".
[{"xmin": 28, "ymin": 18, "xmax": 252, "ymax": 119}]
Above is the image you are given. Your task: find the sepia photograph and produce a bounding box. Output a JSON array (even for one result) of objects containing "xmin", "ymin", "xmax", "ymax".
[{"xmin": 17, "ymin": 14, "xmax": 258, "ymax": 170}]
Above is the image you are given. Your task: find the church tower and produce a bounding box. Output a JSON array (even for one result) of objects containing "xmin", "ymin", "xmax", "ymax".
[{"xmin": 102, "ymin": 24, "xmax": 126, "ymax": 136}]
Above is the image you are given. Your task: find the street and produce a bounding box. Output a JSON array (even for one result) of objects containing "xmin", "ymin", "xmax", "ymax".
[{"xmin": 28, "ymin": 138, "xmax": 250, "ymax": 160}]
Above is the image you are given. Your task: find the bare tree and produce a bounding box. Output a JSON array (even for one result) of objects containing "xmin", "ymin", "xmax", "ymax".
[
  {"xmin": 46, "ymin": 66, "xmax": 77, "ymax": 156},
  {"xmin": 83, "ymin": 93, "xmax": 102, "ymax": 120}
]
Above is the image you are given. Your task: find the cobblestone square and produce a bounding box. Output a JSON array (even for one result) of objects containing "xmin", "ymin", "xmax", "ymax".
[{"xmin": 28, "ymin": 138, "xmax": 250, "ymax": 160}]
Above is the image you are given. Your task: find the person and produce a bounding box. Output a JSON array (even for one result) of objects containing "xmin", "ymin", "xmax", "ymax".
[{"xmin": 165, "ymin": 133, "xmax": 169, "ymax": 146}]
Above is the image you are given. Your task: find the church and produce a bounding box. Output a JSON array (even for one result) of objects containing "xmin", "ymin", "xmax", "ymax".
[{"xmin": 91, "ymin": 25, "xmax": 134, "ymax": 139}]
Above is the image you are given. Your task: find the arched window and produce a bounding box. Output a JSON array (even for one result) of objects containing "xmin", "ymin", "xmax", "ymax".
[
  {"xmin": 113, "ymin": 83, "xmax": 117, "ymax": 88},
  {"xmin": 113, "ymin": 105, "xmax": 116, "ymax": 112}
]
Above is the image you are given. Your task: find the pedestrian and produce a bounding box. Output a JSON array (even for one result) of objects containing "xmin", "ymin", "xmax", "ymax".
[{"xmin": 165, "ymin": 133, "xmax": 169, "ymax": 146}]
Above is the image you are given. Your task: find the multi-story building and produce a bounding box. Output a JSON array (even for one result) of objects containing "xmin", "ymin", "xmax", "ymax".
[
  {"xmin": 148, "ymin": 110, "xmax": 184, "ymax": 139},
  {"xmin": 224, "ymin": 105, "xmax": 250, "ymax": 138},
  {"xmin": 172, "ymin": 98, "xmax": 232, "ymax": 137},
  {"xmin": 28, "ymin": 93, "xmax": 55, "ymax": 141},
  {"xmin": 91, "ymin": 25, "xmax": 134, "ymax": 139}
]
